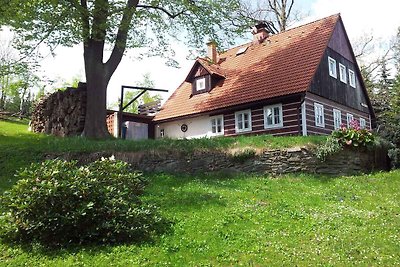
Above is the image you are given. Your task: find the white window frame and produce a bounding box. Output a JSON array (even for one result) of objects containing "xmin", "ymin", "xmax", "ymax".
[
  {"xmin": 160, "ymin": 128, "xmax": 165, "ymax": 138},
  {"xmin": 263, "ymin": 103, "xmax": 283, "ymax": 129},
  {"xmin": 328, "ymin": 57, "xmax": 337, "ymax": 78},
  {"xmin": 314, "ymin": 103, "xmax": 325, "ymax": 128},
  {"xmin": 333, "ymin": 109, "xmax": 342, "ymax": 130},
  {"xmin": 360, "ymin": 118, "xmax": 366, "ymax": 129},
  {"xmin": 210, "ymin": 115, "xmax": 224, "ymax": 136},
  {"xmin": 339, "ymin": 63, "xmax": 347, "ymax": 83},
  {"xmin": 235, "ymin": 109, "xmax": 252, "ymax": 133},
  {"xmin": 348, "ymin": 69, "xmax": 356, "ymax": 88},
  {"xmin": 347, "ymin": 113, "xmax": 354, "ymax": 127},
  {"xmin": 196, "ymin": 77, "xmax": 206, "ymax": 91}
]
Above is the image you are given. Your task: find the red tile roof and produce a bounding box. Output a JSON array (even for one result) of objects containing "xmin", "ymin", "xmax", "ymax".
[{"xmin": 154, "ymin": 14, "xmax": 340, "ymax": 122}]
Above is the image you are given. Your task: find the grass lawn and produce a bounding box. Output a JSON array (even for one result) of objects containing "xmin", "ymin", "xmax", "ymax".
[{"xmin": 0, "ymin": 118, "xmax": 399, "ymax": 266}]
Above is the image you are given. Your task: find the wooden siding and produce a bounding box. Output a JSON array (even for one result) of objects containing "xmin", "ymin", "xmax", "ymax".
[
  {"xmin": 328, "ymin": 20, "xmax": 354, "ymax": 62},
  {"xmin": 309, "ymin": 48, "xmax": 370, "ymax": 113},
  {"xmin": 191, "ymin": 75, "xmax": 212, "ymax": 95},
  {"xmin": 222, "ymin": 96, "xmax": 302, "ymax": 137},
  {"xmin": 304, "ymin": 93, "xmax": 371, "ymax": 135},
  {"xmin": 194, "ymin": 66, "xmax": 209, "ymax": 78}
]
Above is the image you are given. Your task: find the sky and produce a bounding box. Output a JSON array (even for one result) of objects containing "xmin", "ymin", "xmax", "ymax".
[{"xmin": 25, "ymin": 0, "xmax": 400, "ymax": 106}]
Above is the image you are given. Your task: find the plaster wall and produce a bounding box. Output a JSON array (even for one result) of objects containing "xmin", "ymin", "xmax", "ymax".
[{"xmin": 155, "ymin": 115, "xmax": 223, "ymax": 139}]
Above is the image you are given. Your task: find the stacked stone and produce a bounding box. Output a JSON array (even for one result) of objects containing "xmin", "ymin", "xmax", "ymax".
[
  {"xmin": 30, "ymin": 83, "xmax": 87, "ymax": 137},
  {"xmin": 45, "ymin": 146, "xmax": 387, "ymax": 176}
]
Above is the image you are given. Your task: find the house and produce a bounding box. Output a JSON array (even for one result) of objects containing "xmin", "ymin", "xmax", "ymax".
[{"xmin": 152, "ymin": 14, "xmax": 375, "ymax": 139}]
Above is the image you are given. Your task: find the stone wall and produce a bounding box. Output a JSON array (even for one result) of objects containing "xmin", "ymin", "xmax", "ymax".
[
  {"xmin": 31, "ymin": 83, "xmax": 86, "ymax": 136},
  {"xmin": 48, "ymin": 146, "xmax": 389, "ymax": 176}
]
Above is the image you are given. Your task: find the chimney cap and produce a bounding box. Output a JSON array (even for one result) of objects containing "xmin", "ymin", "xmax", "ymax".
[{"xmin": 252, "ymin": 21, "xmax": 270, "ymax": 34}]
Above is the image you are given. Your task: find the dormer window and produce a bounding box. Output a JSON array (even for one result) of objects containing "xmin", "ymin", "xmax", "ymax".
[{"xmin": 196, "ymin": 77, "xmax": 206, "ymax": 91}]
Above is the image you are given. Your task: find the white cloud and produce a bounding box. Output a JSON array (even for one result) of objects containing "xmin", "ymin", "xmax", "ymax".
[{"xmin": 310, "ymin": 0, "xmax": 400, "ymax": 40}]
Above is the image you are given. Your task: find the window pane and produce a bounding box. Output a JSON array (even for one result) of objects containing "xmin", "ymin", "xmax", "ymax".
[
  {"xmin": 243, "ymin": 113, "xmax": 249, "ymax": 129},
  {"xmin": 273, "ymin": 107, "xmax": 280, "ymax": 124},
  {"xmin": 266, "ymin": 108, "xmax": 273, "ymax": 125},
  {"xmin": 238, "ymin": 114, "xmax": 243, "ymax": 130}
]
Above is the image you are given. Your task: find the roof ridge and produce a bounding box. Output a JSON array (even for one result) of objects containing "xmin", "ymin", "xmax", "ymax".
[
  {"xmin": 217, "ymin": 13, "xmax": 340, "ymax": 60},
  {"xmin": 283, "ymin": 13, "xmax": 340, "ymax": 33}
]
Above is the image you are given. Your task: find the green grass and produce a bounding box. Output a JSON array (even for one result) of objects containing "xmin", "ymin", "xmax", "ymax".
[
  {"xmin": 0, "ymin": 119, "xmax": 323, "ymax": 190},
  {"xmin": 1, "ymin": 118, "xmax": 399, "ymax": 266},
  {"xmin": 1, "ymin": 172, "xmax": 400, "ymax": 266}
]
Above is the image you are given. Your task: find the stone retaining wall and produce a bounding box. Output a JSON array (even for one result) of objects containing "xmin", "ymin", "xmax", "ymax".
[{"xmin": 48, "ymin": 146, "xmax": 389, "ymax": 176}]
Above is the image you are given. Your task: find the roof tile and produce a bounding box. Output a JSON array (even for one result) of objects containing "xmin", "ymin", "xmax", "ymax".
[{"xmin": 155, "ymin": 14, "xmax": 340, "ymax": 121}]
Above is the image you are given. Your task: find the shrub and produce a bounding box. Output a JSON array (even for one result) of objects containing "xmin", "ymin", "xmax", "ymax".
[
  {"xmin": 316, "ymin": 120, "xmax": 375, "ymax": 161},
  {"xmin": 0, "ymin": 158, "xmax": 168, "ymax": 246},
  {"xmin": 332, "ymin": 120, "xmax": 375, "ymax": 147},
  {"xmin": 315, "ymin": 136, "xmax": 343, "ymax": 161}
]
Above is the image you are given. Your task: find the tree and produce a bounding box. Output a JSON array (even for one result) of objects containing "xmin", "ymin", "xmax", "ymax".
[
  {"xmin": 239, "ymin": 0, "xmax": 299, "ymax": 33},
  {"xmin": 1, "ymin": 0, "xmax": 245, "ymax": 138},
  {"xmin": 112, "ymin": 73, "xmax": 162, "ymax": 114}
]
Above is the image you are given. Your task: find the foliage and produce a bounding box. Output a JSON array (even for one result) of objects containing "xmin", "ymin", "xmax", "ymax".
[
  {"xmin": 1, "ymin": 0, "xmax": 249, "ymax": 138},
  {"xmin": 115, "ymin": 73, "xmax": 162, "ymax": 113},
  {"xmin": 0, "ymin": 158, "xmax": 168, "ymax": 246},
  {"xmin": 359, "ymin": 26, "xmax": 400, "ymax": 169},
  {"xmin": 0, "ymin": 31, "xmax": 40, "ymax": 115},
  {"xmin": 1, "ymin": 171, "xmax": 400, "ymax": 265},
  {"xmin": 315, "ymin": 136, "xmax": 342, "ymax": 161},
  {"xmin": 332, "ymin": 120, "xmax": 375, "ymax": 147},
  {"xmin": 316, "ymin": 120, "xmax": 375, "ymax": 161}
]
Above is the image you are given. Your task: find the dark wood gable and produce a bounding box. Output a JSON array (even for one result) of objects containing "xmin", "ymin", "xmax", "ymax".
[
  {"xmin": 308, "ymin": 17, "xmax": 375, "ymax": 118},
  {"xmin": 185, "ymin": 61, "xmax": 224, "ymax": 96}
]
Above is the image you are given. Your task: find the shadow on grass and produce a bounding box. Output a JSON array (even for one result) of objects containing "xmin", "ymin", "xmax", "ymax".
[{"xmin": 0, "ymin": 117, "xmax": 30, "ymax": 125}]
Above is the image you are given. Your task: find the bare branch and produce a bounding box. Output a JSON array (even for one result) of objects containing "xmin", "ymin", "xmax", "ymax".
[
  {"xmin": 136, "ymin": 5, "xmax": 186, "ymax": 19},
  {"xmin": 354, "ymin": 35, "xmax": 374, "ymax": 58}
]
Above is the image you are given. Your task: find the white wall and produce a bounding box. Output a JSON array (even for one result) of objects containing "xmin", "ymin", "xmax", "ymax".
[{"xmin": 155, "ymin": 115, "xmax": 222, "ymax": 139}]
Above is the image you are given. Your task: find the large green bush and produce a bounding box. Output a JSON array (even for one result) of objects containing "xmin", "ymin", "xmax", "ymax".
[{"xmin": 0, "ymin": 158, "xmax": 168, "ymax": 246}]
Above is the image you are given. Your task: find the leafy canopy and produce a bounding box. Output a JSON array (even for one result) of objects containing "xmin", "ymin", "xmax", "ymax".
[{"xmin": 2, "ymin": 0, "xmax": 248, "ymax": 61}]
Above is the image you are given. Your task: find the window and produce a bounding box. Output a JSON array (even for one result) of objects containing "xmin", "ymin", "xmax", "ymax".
[
  {"xmin": 346, "ymin": 113, "xmax": 353, "ymax": 127},
  {"xmin": 160, "ymin": 129, "xmax": 165, "ymax": 138},
  {"xmin": 348, "ymin": 69, "xmax": 356, "ymax": 88},
  {"xmin": 196, "ymin": 77, "xmax": 206, "ymax": 91},
  {"xmin": 360, "ymin": 118, "xmax": 366, "ymax": 129},
  {"xmin": 333, "ymin": 109, "xmax": 342, "ymax": 130},
  {"xmin": 210, "ymin": 115, "xmax": 224, "ymax": 135},
  {"xmin": 236, "ymin": 46, "xmax": 248, "ymax": 56},
  {"xmin": 328, "ymin": 57, "xmax": 337, "ymax": 78},
  {"xmin": 339, "ymin": 63, "xmax": 347, "ymax": 83},
  {"xmin": 264, "ymin": 104, "xmax": 283, "ymax": 128},
  {"xmin": 235, "ymin": 110, "xmax": 252, "ymax": 133},
  {"xmin": 314, "ymin": 103, "xmax": 325, "ymax": 127}
]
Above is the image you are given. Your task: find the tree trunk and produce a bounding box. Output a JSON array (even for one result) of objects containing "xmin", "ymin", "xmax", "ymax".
[{"xmin": 81, "ymin": 42, "xmax": 112, "ymax": 139}]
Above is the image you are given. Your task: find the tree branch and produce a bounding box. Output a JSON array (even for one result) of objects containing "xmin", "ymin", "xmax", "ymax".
[
  {"xmin": 105, "ymin": 0, "xmax": 138, "ymax": 78},
  {"xmin": 136, "ymin": 5, "xmax": 186, "ymax": 18},
  {"xmin": 79, "ymin": 0, "xmax": 90, "ymax": 46}
]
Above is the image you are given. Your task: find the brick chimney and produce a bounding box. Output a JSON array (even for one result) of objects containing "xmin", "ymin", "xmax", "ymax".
[
  {"xmin": 207, "ymin": 41, "xmax": 218, "ymax": 63},
  {"xmin": 252, "ymin": 22, "xmax": 270, "ymax": 44}
]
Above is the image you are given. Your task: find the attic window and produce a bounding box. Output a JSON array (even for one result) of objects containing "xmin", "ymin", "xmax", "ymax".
[
  {"xmin": 236, "ymin": 46, "xmax": 248, "ymax": 56},
  {"xmin": 349, "ymin": 69, "xmax": 356, "ymax": 88},
  {"xmin": 328, "ymin": 57, "xmax": 337, "ymax": 78},
  {"xmin": 196, "ymin": 77, "xmax": 206, "ymax": 91}
]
